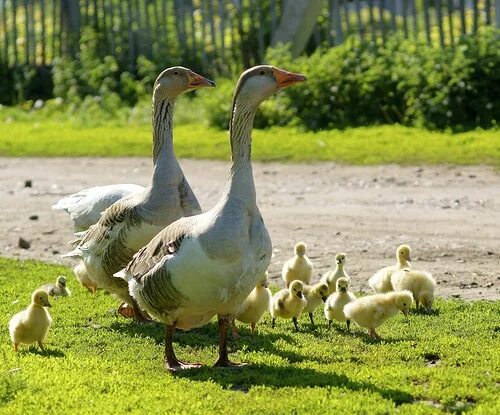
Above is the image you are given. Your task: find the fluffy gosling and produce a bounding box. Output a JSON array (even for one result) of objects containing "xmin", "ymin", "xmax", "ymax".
[
  {"xmin": 302, "ymin": 282, "xmax": 329, "ymax": 327},
  {"xmin": 281, "ymin": 242, "xmax": 314, "ymax": 287},
  {"xmin": 391, "ymin": 269, "xmax": 436, "ymax": 312},
  {"xmin": 324, "ymin": 277, "xmax": 356, "ymax": 330},
  {"xmin": 42, "ymin": 275, "xmax": 71, "ymax": 297},
  {"xmin": 73, "ymin": 262, "xmax": 98, "ymax": 294},
  {"xmin": 233, "ymin": 272, "xmax": 272, "ymax": 336},
  {"xmin": 9, "ymin": 289, "xmax": 53, "ymax": 352},
  {"xmin": 368, "ymin": 245, "xmax": 412, "ymax": 293},
  {"xmin": 344, "ymin": 290, "xmax": 413, "ymax": 338},
  {"xmin": 270, "ymin": 280, "xmax": 307, "ymax": 331},
  {"xmin": 320, "ymin": 252, "xmax": 349, "ymax": 295}
]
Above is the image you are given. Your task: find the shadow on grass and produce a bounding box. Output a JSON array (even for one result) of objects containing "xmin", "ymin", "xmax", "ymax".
[
  {"xmin": 173, "ymin": 363, "xmax": 414, "ymax": 405},
  {"xmin": 18, "ymin": 347, "xmax": 65, "ymax": 357},
  {"xmin": 412, "ymin": 308, "xmax": 440, "ymax": 316}
]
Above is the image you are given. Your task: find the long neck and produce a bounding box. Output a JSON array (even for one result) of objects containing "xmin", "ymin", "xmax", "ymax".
[
  {"xmin": 224, "ymin": 98, "xmax": 257, "ymax": 204},
  {"xmin": 149, "ymin": 97, "xmax": 180, "ymax": 191}
]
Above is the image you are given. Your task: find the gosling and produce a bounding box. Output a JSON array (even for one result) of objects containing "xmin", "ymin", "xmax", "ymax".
[
  {"xmin": 282, "ymin": 242, "xmax": 314, "ymax": 287},
  {"xmin": 302, "ymin": 282, "xmax": 329, "ymax": 327},
  {"xmin": 232, "ymin": 272, "xmax": 272, "ymax": 336},
  {"xmin": 270, "ymin": 280, "xmax": 307, "ymax": 331},
  {"xmin": 324, "ymin": 277, "xmax": 356, "ymax": 330},
  {"xmin": 9, "ymin": 289, "xmax": 53, "ymax": 352},
  {"xmin": 344, "ymin": 290, "xmax": 413, "ymax": 338},
  {"xmin": 42, "ymin": 275, "xmax": 71, "ymax": 297},
  {"xmin": 320, "ymin": 252, "xmax": 349, "ymax": 295},
  {"xmin": 391, "ymin": 269, "xmax": 436, "ymax": 312},
  {"xmin": 368, "ymin": 244, "xmax": 412, "ymax": 293},
  {"xmin": 73, "ymin": 262, "xmax": 98, "ymax": 294}
]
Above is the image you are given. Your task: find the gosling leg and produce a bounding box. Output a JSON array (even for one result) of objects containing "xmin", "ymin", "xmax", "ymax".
[
  {"xmin": 308, "ymin": 312, "xmax": 315, "ymax": 327},
  {"xmin": 271, "ymin": 318, "xmax": 276, "ymax": 329},
  {"xmin": 327, "ymin": 320, "xmax": 332, "ymax": 329},
  {"xmin": 292, "ymin": 317, "xmax": 299, "ymax": 332},
  {"xmin": 37, "ymin": 341, "xmax": 44, "ymax": 352},
  {"xmin": 250, "ymin": 323, "xmax": 256, "ymax": 334},
  {"xmin": 346, "ymin": 319, "xmax": 351, "ymax": 331}
]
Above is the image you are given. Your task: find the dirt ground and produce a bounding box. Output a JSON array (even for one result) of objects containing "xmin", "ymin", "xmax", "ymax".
[{"xmin": 0, "ymin": 157, "xmax": 498, "ymax": 300}]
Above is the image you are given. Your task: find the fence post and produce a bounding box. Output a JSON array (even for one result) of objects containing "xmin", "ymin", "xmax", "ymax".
[{"xmin": 60, "ymin": 0, "xmax": 80, "ymax": 56}]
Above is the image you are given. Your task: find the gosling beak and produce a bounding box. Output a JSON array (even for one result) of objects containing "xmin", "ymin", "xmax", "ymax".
[
  {"xmin": 272, "ymin": 68, "xmax": 306, "ymax": 89},
  {"xmin": 340, "ymin": 288, "xmax": 346, "ymax": 293},
  {"xmin": 322, "ymin": 296, "xmax": 328, "ymax": 302},
  {"xmin": 187, "ymin": 71, "xmax": 215, "ymax": 88},
  {"xmin": 402, "ymin": 309, "xmax": 409, "ymax": 317},
  {"xmin": 261, "ymin": 279, "xmax": 269, "ymax": 288},
  {"xmin": 45, "ymin": 300, "xmax": 52, "ymax": 308},
  {"xmin": 297, "ymin": 291, "xmax": 303, "ymax": 299},
  {"xmin": 426, "ymin": 306, "xmax": 433, "ymax": 314},
  {"xmin": 336, "ymin": 260, "xmax": 341, "ymax": 264}
]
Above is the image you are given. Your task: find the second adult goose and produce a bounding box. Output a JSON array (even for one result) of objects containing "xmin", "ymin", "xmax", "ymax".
[
  {"xmin": 63, "ymin": 67, "xmax": 214, "ymax": 320},
  {"xmin": 116, "ymin": 66, "xmax": 306, "ymax": 370}
]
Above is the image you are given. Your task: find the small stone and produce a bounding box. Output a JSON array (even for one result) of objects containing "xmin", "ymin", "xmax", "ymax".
[
  {"xmin": 485, "ymin": 282, "xmax": 494, "ymax": 288},
  {"xmin": 470, "ymin": 282, "xmax": 478, "ymax": 287},
  {"xmin": 18, "ymin": 238, "xmax": 30, "ymax": 249},
  {"xmin": 335, "ymin": 231, "xmax": 341, "ymax": 236},
  {"xmin": 29, "ymin": 215, "xmax": 39, "ymax": 221},
  {"xmin": 24, "ymin": 180, "xmax": 32, "ymax": 188},
  {"xmin": 52, "ymin": 250, "xmax": 60, "ymax": 255},
  {"xmin": 452, "ymin": 294, "xmax": 461, "ymax": 298},
  {"xmin": 487, "ymin": 251, "xmax": 494, "ymax": 255}
]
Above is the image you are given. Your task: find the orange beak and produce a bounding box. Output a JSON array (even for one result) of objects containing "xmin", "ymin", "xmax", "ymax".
[
  {"xmin": 272, "ymin": 68, "xmax": 307, "ymax": 89},
  {"xmin": 187, "ymin": 71, "xmax": 216, "ymax": 88}
]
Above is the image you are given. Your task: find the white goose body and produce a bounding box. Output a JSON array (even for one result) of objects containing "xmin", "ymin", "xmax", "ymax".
[
  {"xmin": 53, "ymin": 184, "xmax": 145, "ymax": 232},
  {"xmin": 63, "ymin": 68, "xmax": 213, "ymax": 315}
]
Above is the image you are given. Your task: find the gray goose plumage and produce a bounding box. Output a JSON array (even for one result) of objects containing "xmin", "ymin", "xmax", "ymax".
[
  {"xmin": 63, "ymin": 67, "xmax": 215, "ymax": 320},
  {"xmin": 115, "ymin": 65, "xmax": 306, "ymax": 369}
]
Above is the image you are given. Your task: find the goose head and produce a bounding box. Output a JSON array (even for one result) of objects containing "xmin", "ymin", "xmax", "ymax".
[
  {"xmin": 232, "ymin": 65, "xmax": 306, "ymax": 109},
  {"xmin": 294, "ymin": 242, "xmax": 307, "ymax": 257},
  {"xmin": 336, "ymin": 277, "xmax": 350, "ymax": 293},
  {"xmin": 32, "ymin": 289, "xmax": 52, "ymax": 308},
  {"xmin": 153, "ymin": 66, "xmax": 215, "ymax": 100},
  {"xmin": 335, "ymin": 252, "xmax": 346, "ymax": 266},
  {"xmin": 56, "ymin": 275, "xmax": 67, "ymax": 288},
  {"xmin": 394, "ymin": 290, "xmax": 413, "ymax": 316},
  {"xmin": 397, "ymin": 244, "xmax": 411, "ymax": 264},
  {"xmin": 313, "ymin": 282, "xmax": 329, "ymax": 302},
  {"xmin": 289, "ymin": 280, "xmax": 304, "ymax": 300}
]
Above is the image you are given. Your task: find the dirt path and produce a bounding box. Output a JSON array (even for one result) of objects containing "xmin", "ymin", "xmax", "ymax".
[{"xmin": 1, "ymin": 157, "xmax": 499, "ymax": 300}]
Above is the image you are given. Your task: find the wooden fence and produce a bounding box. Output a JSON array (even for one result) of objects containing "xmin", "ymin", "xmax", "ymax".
[{"xmin": 1, "ymin": 0, "xmax": 498, "ymax": 75}]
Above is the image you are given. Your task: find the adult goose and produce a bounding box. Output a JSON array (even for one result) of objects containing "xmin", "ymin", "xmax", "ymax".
[
  {"xmin": 64, "ymin": 67, "xmax": 215, "ymax": 320},
  {"xmin": 115, "ymin": 65, "xmax": 306, "ymax": 369}
]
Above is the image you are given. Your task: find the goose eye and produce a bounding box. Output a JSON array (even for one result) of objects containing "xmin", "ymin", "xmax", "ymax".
[
  {"xmin": 259, "ymin": 70, "xmax": 265, "ymax": 76},
  {"xmin": 174, "ymin": 71, "xmax": 180, "ymax": 76}
]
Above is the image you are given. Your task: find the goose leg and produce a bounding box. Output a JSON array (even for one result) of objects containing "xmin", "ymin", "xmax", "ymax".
[
  {"xmin": 164, "ymin": 325, "xmax": 202, "ymax": 371},
  {"xmin": 231, "ymin": 319, "xmax": 240, "ymax": 339},
  {"xmin": 214, "ymin": 316, "xmax": 246, "ymax": 368}
]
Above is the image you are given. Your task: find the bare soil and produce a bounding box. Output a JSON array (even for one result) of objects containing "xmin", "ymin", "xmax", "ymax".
[{"xmin": 1, "ymin": 157, "xmax": 499, "ymax": 300}]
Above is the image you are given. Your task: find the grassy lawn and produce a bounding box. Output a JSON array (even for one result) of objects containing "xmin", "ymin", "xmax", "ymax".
[
  {"xmin": 1, "ymin": 258, "xmax": 499, "ymax": 414},
  {"xmin": 0, "ymin": 119, "xmax": 499, "ymax": 165}
]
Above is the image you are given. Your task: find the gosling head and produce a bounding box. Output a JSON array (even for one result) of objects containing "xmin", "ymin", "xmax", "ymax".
[
  {"xmin": 289, "ymin": 280, "xmax": 304, "ymax": 299},
  {"xmin": 294, "ymin": 242, "xmax": 307, "ymax": 257},
  {"xmin": 314, "ymin": 282, "xmax": 329, "ymax": 302},
  {"xmin": 397, "ymin": 244, "xmax": 412, "ymax": 264},
  {"xmin": 32, "ymin": 289, "xmax": 52, "ymax": 308},
  {"xmin": 56, "ymin": 275, "xmax": 67, "ymax": 288},
  {"xmin": 336, "ymin": 277, "xmax": 350, "ymax": 293},
  {"xmin": 394, "ymin": 290, "xmax": 413, "ymax": 316},
  {"xmin": 153, "ymin": 66, "xmax": 215, "ymax": 100},
  {"xmin": 258, "ymin": 271, "xmax": 269, "ymax": 288},
  {"xmin": 335, "ymin": 252, "xmax": 346, "ymax": 266},
  {"xmin": 232, "ymin": 65, "xmax": 306, "ymax": 110},
  {"xmin": 419, "ymin": 290, "xmax": 434, "ymax": 312}
]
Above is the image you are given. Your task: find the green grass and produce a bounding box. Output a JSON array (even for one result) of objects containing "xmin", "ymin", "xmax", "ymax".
[
  {"xmin": 0, "ymin": 118, "xmax": 499, "ymax": 165},
  {"xmin": 1, "ymin": 258, "xmax": 499, "ymax": 414}
]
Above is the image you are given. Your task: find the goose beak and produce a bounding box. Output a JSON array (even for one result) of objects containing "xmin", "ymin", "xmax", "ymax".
[
  {"xmin": 187, "ymin": 71, "xmax": 215, "ymax": 88},
  {"xmin": 272, "ymin": 68, "xmax": 306, "ymax": 89}
]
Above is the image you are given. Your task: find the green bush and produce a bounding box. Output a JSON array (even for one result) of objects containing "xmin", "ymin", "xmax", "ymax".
[{"xmin": 265, "ymin": 28, "xmax": 499, "ymax": 131}]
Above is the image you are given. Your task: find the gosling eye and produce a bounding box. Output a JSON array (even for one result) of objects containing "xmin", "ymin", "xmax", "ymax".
[{"xmin": 403, "ymin": 303, "xmax": 407, "ymax": 306}]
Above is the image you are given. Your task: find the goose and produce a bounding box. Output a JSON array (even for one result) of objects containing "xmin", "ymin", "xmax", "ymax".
[
  {"xmin": 9, "ymin": 289, "xmax": 52, "ymax": 352},
  {"xmin": 42, "ymin": 276, "xmax": 71, "ymax": 297},
  {"xmin": 344, "ymin": 290, "xmax": 413, "ymax": 338},
  {"xmin": 232, "ymin": 272, "xmax": 271, "ymax": 336},
  {"xmin": 115, "ymin": 66, "xmax": 306, "ymax": 369},
  {"xmin": 270, "ymin": 280, "xmax": 308, "ymax": 331},
  {"xmin": 63, "ymin": 67, "xmax": 215, "ymax": 321},
  {"xmin": 320, "ymin": 252, "xmax": 349, "ymax": 295},
  {"xmin": 53, "ymin": 184, "xmax": 145, "ymax": 232},
  {"xmin": 368, "ymin": 245, "xmax": 411, "ymax": 293},
  {"xmin": 281, "ymin": 242, "xmax": 313, "ymax": 287},
  {"xmin": 324, "ymin": 277, "xmax": 356, "ymax": 330},
  {"xmin": 302, "ymin": 282, "xmax": 329, "ymax": 327},
  {"xmin": 391, "ymin": 268, "xmax": 436, "ymax": 312}
]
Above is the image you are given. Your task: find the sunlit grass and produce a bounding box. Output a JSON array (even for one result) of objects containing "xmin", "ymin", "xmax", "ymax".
[{"xmin": 1, "ymin": 257, "xmax": 499, "ymax": 414}]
